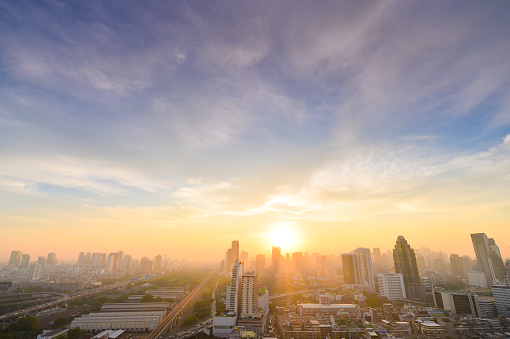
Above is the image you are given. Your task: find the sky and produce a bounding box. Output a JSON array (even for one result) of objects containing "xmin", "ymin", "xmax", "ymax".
[{"xmin": 1, "ymin": 0, "xmax": 509, "ymax": 262}]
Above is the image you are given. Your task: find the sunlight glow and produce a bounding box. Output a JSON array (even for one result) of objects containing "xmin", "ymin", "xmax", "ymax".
[{"xmin": 269, "ymin": 225, "xmax": 299, "ymax": 250}]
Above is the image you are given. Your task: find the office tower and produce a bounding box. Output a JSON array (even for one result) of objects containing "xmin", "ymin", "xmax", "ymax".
[
  {"xmin": 90, "ymin": 253, "xmax": 103, "ymax": 267},
  {"xmin": 140, "ymin": 257, "xmax": 153, "ymax": 274},
  {"xmin": 101, "ymin": 253, "xmax": 107, "ymax": 264},
  {"xmin": 240, "ymin": 251, "xmax": 249, "ymax": 264},
  {"xmin": 28, "ymin": 263, "xmax": 41, "ymax": 281},
  {"xmin": 8, "ymin": 251, "xmax": 22, "ymax": 267},
  {"xmin": 378, "ymin": 273, "xmax": 406, "ymax": 300},
  {"xmin": 292, "ymin": 252, "xmax": 303, "ymax": 274},
  {"xmin": 342, "ymin": 254, "xmax": 357, "ymax": 285},
  {"xmin": 20, "ymin": 254, "xmax": 30, "ymax": 269},
  {"xmin": 372, "ymin": 248, "xmax": 382, "ymax": 266},
  {"xmin": 271, "ymin": 246, "xmax": 282, "ymax": 276},
  {"xmin": 78, "ymin": 252, "xmax": 85, "ymax": 264},
  {"xmin": 106, "ymin": 253, "xmax": 119, "ymax": 272},
  {"xmin": 118, "ymin": 251, "xmax": 124, "ymax": 260},
  {"xmin": 471, "ymin": 233, "xmax": 506, "ymax": 285},
  {"xmin": 154, "ymin": 255, "xmax": 163, "ymax": 270},
  {"xmin": 46, "ymin": 253, "xmax": 57, "ymax": 265},
  {"xmin": 393, "ymin": 236, "xmax": 423, "ymax": 299},
  {"xmin": 354, "ymin": 248, "xmax": 376, "ymax": 293},
  {"xmin": 226, "ymin": 240, "xmax": 240, "ymax": 272},
  {"xmin": 492, "ymin": 277, "xmax": 510, "ymax": 316},
  {"xmin": 434, "ymin": 291, "xmax": 480, "ymax": 316},
  {"xmin": 450, "ymin": 254, "xmax": 466, "ymax": 279},
  {"xmin": 37, "ymin": 256, "xmax": 46, "ymax": 268},
  {"xmin": 433, "ymin": 259, "xmax": 446, "ymax": 273},
  {"xmin": 240, "ymin": 272, "xmax": 258, "ymax": 318},
  {"xmin": 226, "ymin": 260, "xmax": 243, "ymax": 313},
  {"xmin": 285, "ymin": 253, "xmax": 292, "ymax": 274},
  {"xmin": 255, "ymin": 255, "xmax": 265, "ymax": 276}
]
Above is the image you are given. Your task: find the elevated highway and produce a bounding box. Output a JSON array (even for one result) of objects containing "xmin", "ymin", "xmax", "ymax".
[{"xmin": 145, "ymin": 272, "xmax": 214, "ymax": 339}]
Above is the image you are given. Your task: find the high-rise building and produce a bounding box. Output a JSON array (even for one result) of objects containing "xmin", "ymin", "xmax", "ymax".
[
  {"xmin": 78, "ymin": 252, "xmax": 85, "ymax": 264},
  {"xmin": 46, "ymin": 253, "xmax": 57, "ymax": 266},
  {"xmin": 28, "ymin": 263, "xmax": 41, "ymax": 281},
  {"xmin": 226, "ymin": 260, "xmax": 243, "ymax": 313},
  {"xmin": 255, "ymin": 255, "xmax": 265, "ymax": 277},
  {"xmin": 450, "ymin": 254, "xmax": 466, "ymax": 279},
  {"xmin": 471, "ymin": 233, "xmax": 505, "ymax": 286},
  {"xmin": 393, "ymin": 236, "xmax": 423, "ymax": 299},
  {"xmin": 37, "ymin": 256, "xmax": 46, "ymax": 268},
  {"xmin": 154, "ymin": 255, "xmax": 163, "ymax": 270},
  {"xmin": 372, "ymin": 248, "xmax": 382, "ymax": 266},
  {"xmin": 240, "ymin": 272, "xmax": 258, "ymax": 318},
  {"xmin": 225, "ymin": 240, "xmax": 240, "ymax": 272},
  {"xmin": 91, "ymin": 253, "xmax": 103, "ymax": 267},
  {"xmin": 272, "ymin": 246, "xmax": 282, "ymax": 276},
  {"xmin": 378, "ymin": 273, "xmax": 406, "ymax": 300},
  {"xmin": 342, "ymin": 253, "xmax": 357, "ymax": 285},
  {"xmin": 492, "ymin": 284, "xmax": 510, "ymax": 316},
  {"xmin": 240, "ymin": 251, "xmax": 249, "ymax": 264},
  {"xmin": 354, "ymin": 248, "xmax": 376, "ymax": 293},
  {"xmin": 433, "ymin": 291, "xmax": 480, "ymax": 316},
  {"xmin": 20, "ymin": 254, "xmax": 30, "ymax": 269},
  {"xmin": 140, "ymin": 257, "xmax": 153, "ymax": 274},
  {"xmin": 292, "ymin": 252, "xmax": 303, "ymax": 274},
  {"xmin": 106, "ymin": 253, "xmax": 119, "ymax": 272},
  {"xmin": 8, "ymin": 251, "xmax": 22, "ymax": 267}
]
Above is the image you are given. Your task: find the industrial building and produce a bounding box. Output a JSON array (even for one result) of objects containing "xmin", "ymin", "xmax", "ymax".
[{"xmin": 70, "ymin": 311, "xmax": 165, "ymax": 332}]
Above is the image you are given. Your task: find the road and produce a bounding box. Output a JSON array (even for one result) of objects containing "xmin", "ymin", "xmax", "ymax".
[
  {"xmin": 145, "ymin": 272, "xmax": 214, "ymax": 339},
  {"xmin": 0, "ymin": 281, "xmax": 130, "ymax": 321}
]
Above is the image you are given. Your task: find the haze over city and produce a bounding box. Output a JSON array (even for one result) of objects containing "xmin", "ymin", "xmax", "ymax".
[{"xmin": 1, "ymin": 1, "xmax": 510, "ymax": 262}]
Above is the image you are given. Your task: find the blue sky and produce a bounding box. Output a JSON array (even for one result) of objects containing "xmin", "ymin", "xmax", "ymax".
[{"xmin": 1, "ymin": 0, "xmax": 509, "ymax": 260}]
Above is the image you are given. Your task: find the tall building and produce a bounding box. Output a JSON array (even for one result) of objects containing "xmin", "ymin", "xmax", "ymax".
[
  {"xmin": 226, "ymin": 260, "xmax": 243, "ymax": 313},
  {"xmin": 354, "ymin": 248, "xmax": 376, "ymax": 293},
  {"xmin": 342, "ymin": 253, "xmax": 357, "ymax": 285},
  {"xmin": 492, "ymin": 283, "xmax": 510, "ymax": 317},
  {"xmin": 471, "ymin": 233, "xmax": 505, "ymax": 285},
  {"xmin": 434, "ymin": 291, "xmax": 480, "ymax": 316},
  {"xmin": 255, "ymin": 255, "xmax": 265, "ymax": 276},
  {"xmin": 153, "ymin": 255, "xmax": 162, "ymax": 270},
  {"xmin": 37, "ymin": 256, "xmax": 46, "ymax": 268},
  {"xmin": 106, "ymin": 253, "xmax": 119, "ymax": 272},
  {"xmin": 272, "ymin": 246, "xmax": 282, "ymax": 276},
  {"xmin": 240, "ymin": 251, "xmax": 249, "ymax": 264},
  {"xmin": 450, "ymin": 254, "xmax": 466, "ymax": 279},
  {"xmin": 225, "ymin": 240, "xmax": 240, "ymax": 272},
  {"xmin": 378, "ymin": 273, "xmax": 406, "ymax": 300},
  {"xmin": 393, "ymin": 236, "xmax": 423, "ymax": 299},
  {"xmin": 140, "ymin": 257, "xmax": 153, "ymax": 274},
  {"xmin": 292, "ymin": 252, "xmax": 303, "ymax": 274},
  {"xmin": 240, "ymin": 272, "xmax": 258, "ymax": 318},
  {"xmin": 20, "ymin": 254, "xmax": 30, "ymax": 269},
  {"xmin": 8, "ymin": 251, "xmax": 22, "ymax": 267},
  {"xmin": 372, "ymin": 248, "xmax": 382, "ymax": 266},
  {"xmin": 28, "ymin": 263, "xmax": 41, "ymax": 281},
  {"xmin": 46, "ymin": 253, "xmax": 57, "ymax": 265}
]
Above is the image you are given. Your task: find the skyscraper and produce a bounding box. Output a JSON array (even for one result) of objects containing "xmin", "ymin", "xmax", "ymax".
[
  {"xmin": 342, "ymin": 253, "xmax": 357, "ymax": 285},
  {"xmin": 46, "ymin": 253, "xmax": 57, "ymax": 266},
  {"xmin": 226, "ymin": 260, "xmax": 243, "ymax": 313},
  {"xmin": 271, "ymin": 246, "xmax": 282, "ymax": 276},
  {"xmin": 106, "ymin": 253, "xmax": 119, "ymax": 272},
  {"xmin": 450, "ymin": 254, "xmax": 466, "ymax": 279},
  {"xmin": 255, "ymin": 255, "xmax": 265, "ymax": 276},
  {"xmin": 471, "ymin": 233, "xmax": 505, "ymax": 285},
  {"xmin": 226, "ymin": 240, "xmax": 240, "ymax": 272},
  {"xmin": 20, "ymin": 254, "xmax": 30, "ymax": 269},
  {"xmin": 28, "ymin": 263, "xmax": 41, "ymax": 281},
  {"xmin": 8, "ymin": 251, "xmax": 22, "ymax": 267},
  {"xmin": 354, "ymin": 248, "xmax": 376, "ymax": 293},
  {"xmin": 37, "ymin": 256, "xmax": 46, "ymax": 268},
  {"xmin": 240, "ymin": 272, "xmax": 258, "ymax": 318},
  {"xmin": 393, "ymin": 236, "xmax": 423, "ymax": 299}
]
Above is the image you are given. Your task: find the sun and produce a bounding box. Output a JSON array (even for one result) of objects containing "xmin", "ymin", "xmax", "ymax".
[{"xmin": 269, "ymin": 225, "xmax": 299, "ymax": 250}]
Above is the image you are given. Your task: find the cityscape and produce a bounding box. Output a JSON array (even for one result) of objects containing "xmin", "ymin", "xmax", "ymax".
[
  {"xmin": 1, "ymin": 233, "xmax": 509, "ymax": 338},
  {"xmin": 1, "ymin": 1, "xmax": 510, "ymax": 339}
]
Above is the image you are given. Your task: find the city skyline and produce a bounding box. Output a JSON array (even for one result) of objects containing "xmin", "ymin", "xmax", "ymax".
[{"xmin": 1, "ymin": 1, "xmax": 510, "ymax": 260}]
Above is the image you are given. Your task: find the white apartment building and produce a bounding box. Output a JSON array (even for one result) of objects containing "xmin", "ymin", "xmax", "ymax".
[
  {"xmin": 378, "ymin": 273, "xmax": 406, "ymax": 300},
  {"xmin": 492, "ymin": 284, "xmax": 510, "ymax": 316},
  {"xmin": 240, "ymin": 272, "xmax": 258, "ymax": 318}
]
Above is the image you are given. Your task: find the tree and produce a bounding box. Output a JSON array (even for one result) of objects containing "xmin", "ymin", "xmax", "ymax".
[
  {"xmin": 52, "ymin": 317, "xmax": 68, "ymax": 328},
  {"xmin": 141, "ymin": 295, "xmax": 154, "ymax": 302},
  {"xmin": 12, "ymin": 316, "xmax": 40, "ymax": 332},
  {"xmin": 67, "ymin": 328, "xmax": 84, "ymax": 339}
]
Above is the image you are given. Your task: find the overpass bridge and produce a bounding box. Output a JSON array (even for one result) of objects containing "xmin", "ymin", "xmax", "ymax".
[{"xmin": 145, "ymin": 272, "xmax": 214, "ymax": 339}]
